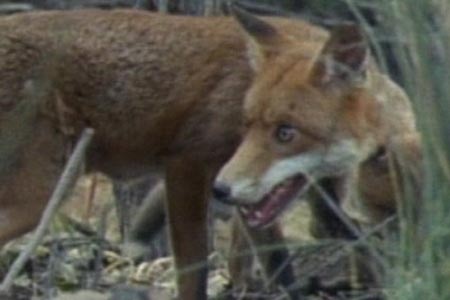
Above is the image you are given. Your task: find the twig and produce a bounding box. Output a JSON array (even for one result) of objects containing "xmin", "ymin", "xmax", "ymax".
[
  {"xmin": 267, "ymin": 246, "xmax": 301, "ymax": 288},
  {"xmin": 90, "ymin": 201, "xmax": 113, "ymax": 288},
  {"xmin": 0, "ymin": 128, "xmax": 94, "ymax": 293},
  {"xmin": 310, "ymin": 181, "xmax": 387, "ymax": 268},
  {"xmin": 310, "ymin": 180, "xmax": 363, "ymax": 239},
  {"xmin": 58, "ymin": 214, "xmax": 97, "ymax": 237},
  {"xmin": 84, "ymin": 174, "xmax": 98, "ymax": 221},
  {"xmin": 234, "ymin": 211, "xmax": 272, "ymax": 293},
  {"xmin": 286, "ymin": 216, "xmax": 396, "ymax": 293}
]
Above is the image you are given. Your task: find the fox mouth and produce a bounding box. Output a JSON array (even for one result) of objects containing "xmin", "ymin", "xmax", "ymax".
[{"xmin": 240, "ymin": 174, "xmax": 308, "ymax": 228}]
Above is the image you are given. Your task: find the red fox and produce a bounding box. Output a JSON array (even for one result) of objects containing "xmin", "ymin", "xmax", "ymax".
[
  {"xmin": 128, "ymin": 7, "xmax": 421, "ymax": 296},
  {"xmin": 0, "ymin": 5, "xmax": 418, "ymax": 300},
  {"xmin": 213, "ymin": 11, "xmax": 419, "ymax": 233},
  {"xmin": 128, "ymin": 132, "xmax": 422, "ymax": 296}
]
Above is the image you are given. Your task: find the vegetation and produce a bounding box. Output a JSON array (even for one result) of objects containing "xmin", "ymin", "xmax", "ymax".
[{"xmin": 375, "ymin": 1, "xmax": 450, "ymax": 299}]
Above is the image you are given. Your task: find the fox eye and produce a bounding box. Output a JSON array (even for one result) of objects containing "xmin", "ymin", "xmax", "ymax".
[{"xmin": 275, "ymin": 124, "xmax": 297, "ymax": 143}]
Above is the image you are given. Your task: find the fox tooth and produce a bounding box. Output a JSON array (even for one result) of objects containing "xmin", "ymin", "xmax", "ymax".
[
  {"xmin": 255, "ymin": 211, "xmax": 263, "ymax": 219},
  {"xmin": 240, "ymin": 207, "xmax": 249, "ymax": 214}
]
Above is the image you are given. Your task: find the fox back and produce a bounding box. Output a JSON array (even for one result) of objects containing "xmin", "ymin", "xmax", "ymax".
[{"xmin": 0, "ymin": 10, "xmax": 333, "ymax": 300}]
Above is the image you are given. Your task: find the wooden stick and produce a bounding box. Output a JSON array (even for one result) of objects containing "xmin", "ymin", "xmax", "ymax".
[
  {"xmin": 0, "ymin": 128, "xmax": 94, "ymax": 293},
  {"xmin": 84, "ymin": 174, "xmax": 98, "ymax": 221}
]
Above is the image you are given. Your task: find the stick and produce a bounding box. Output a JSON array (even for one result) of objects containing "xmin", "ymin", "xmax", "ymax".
[
  {"xmin": 310, "ymin": 181, "xmax": 387, "ymax": 268},
  {"xmin": 0, "ymin": 128, "xmax": 94, "ymax": 293},
  {"xmin": 84, "ymin": 174, "xmax": 98, "ymax": 221},
  {"xmin": 234, "ymin": 211, "xmax": 273, "ymax": 292}
]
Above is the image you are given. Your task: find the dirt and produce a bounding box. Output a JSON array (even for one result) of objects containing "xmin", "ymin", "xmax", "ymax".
[{"xmin": 0, "ymin": 174, "xmax": 385, "ymax": 300}]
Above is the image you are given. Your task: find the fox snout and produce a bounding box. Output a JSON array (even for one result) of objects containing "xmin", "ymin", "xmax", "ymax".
[
  {"xmin": 212, "ymin": 181, "xmax": 233, "ymax": 204},
  {"xmin": 213, "ymin": 169, "xmax": 263, "ymax": 206},
  {"xmin": 212, "ymin": 179, "xmax": 257, "ymax": 206}
]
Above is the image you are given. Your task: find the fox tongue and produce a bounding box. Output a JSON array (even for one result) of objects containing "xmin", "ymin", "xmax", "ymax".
[{"xmin": 243, "ymin": 175, "xmax": 307, "ymax": 228}]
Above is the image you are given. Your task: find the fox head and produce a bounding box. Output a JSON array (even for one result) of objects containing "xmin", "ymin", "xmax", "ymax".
[{"xmin": 214, "ymin": 7, "xmax": 384, "ymax": 228}]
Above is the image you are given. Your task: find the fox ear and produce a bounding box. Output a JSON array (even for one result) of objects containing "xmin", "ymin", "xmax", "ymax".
[
  {"xmin": 230, "ymin": 4, "xmax": 282, "ymax": 70},
  {"xmin": 311, "ymin": 24, "xmax": 369, "ymax": 87}
]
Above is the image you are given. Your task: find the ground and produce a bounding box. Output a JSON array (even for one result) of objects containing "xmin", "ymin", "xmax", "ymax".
[{"xmin": 0, "ymin": 174, "xmax": 385, "ymax": 300}]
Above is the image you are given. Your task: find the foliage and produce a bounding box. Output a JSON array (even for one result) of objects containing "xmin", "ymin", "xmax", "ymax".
[{"xmin": 372, "ymin": 0, "xmax": 450, "ymax": 299}]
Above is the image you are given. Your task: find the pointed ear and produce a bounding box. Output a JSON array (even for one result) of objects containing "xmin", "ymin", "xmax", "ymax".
[
  {"xmin": 230, "ymin": 4, "xmax": 283, "ymax": 70},
  {"xmin": 310, "ymin": 24, "xmax": 369, "ymax": 87}
]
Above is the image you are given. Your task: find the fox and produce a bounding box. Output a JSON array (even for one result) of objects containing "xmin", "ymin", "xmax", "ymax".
[
  {"xmin": 212, "ymin": 14, "xmax": 419, "ymax": 234},
  {"xmin": 210, "ymin": 11, "xmax": 422, "ymax": 293},
  {"xmin": 132, "ymin": 76, "xmax": 421, "ymax": 299},
  {"xmin": 128, "ymin": 132, "xmax": 422, "ymax": 295},
  {"xmin": 0, "ymin": 5, "xmax": 419, "ymax": 300}
]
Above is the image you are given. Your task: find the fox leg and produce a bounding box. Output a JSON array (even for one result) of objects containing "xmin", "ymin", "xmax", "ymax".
[
  {"xmin": 228, "ymin": 214, "xmax": 296, "ymax": 297},
  {"xmin": 165, "ymin": 157, "xmax": 211, "ymax": 300},
  {"xmin": 129, "ymin": 180, "xmax": 166, "ymax": 245},
  {"xmin": 113, "ymin": 176, "xmax": 159, "ymax": 241},
  {"xmin": 124, "ymin": 180, "xmax": 170, "ymax": 259},
  {"xmin": 0, "ymin": 119, "xmax": 66, "ymax": 246}
]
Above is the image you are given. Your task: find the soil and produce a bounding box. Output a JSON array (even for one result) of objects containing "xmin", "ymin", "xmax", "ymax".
[{"xmin": 0, "ymin": 175, "xmax": 385, "ymax": 300}]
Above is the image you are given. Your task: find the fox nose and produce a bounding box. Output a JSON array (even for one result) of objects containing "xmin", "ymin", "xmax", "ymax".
[{"xmin": 212, "ymin": 182, "xmax": 232, "ymax": 203}]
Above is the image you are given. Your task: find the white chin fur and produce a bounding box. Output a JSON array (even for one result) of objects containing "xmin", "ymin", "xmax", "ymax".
[
  {"xmin": 223, "ymin": 139, "xmax": 366, "ymax": 206},
  {"xmin": 261, "ymin": 139, "xmax": 363, "ymax": 199},
  {"xmin": 227, "ymin": 178, "xmax": 262, "ymax": 205}
]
